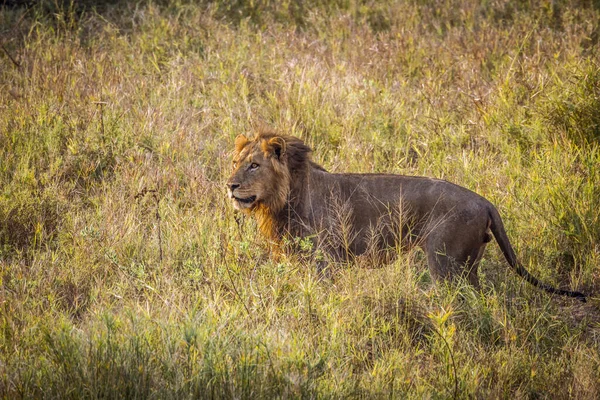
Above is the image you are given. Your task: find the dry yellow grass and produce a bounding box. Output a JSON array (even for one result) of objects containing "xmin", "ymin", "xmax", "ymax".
[{"xmin": 1, "ymin": 1, "xmax": 600, "ymax": 398}]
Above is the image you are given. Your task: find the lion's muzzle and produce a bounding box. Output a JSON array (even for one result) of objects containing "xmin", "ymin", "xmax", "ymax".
[{"xmin": 226, "ymin": 182, "xmax": 257, "ymax": 210}]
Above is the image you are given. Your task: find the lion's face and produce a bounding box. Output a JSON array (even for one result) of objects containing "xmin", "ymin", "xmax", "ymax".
[{"xmin": 226, "ymin": 134, "xmax": 290, "ymax": 212}]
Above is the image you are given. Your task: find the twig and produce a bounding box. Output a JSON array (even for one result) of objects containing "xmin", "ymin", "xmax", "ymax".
[
  {"xmin": 0, "ymin": 7, "xmax": 30, "ymax": 69},
  {"xmin": 234, "ymin": 213, "xmax": 245, "ymax": 241},
  {"xmin": 135, "ymin": 188, "xmax": 163, "ymax": 263},
  {"xmin": 92, "ymin": 101, "xmax": 107, "ymax": 144},
  {"xmin": 432, "ymin": 327, "xmax": 458, "ymax": 400},
  {"xmin": 1, "ymin": 43, "xmax": 20, "ymax": 68},
  {"xmin": 223, "ymin": 260, "xmax": 251, "ymax": 316},
  {"xmin": 155, "ymin": 194, "xmax": 163, "ymax": 263},
  {"xmin": 219, "ymin": 232, "xmax": 251, "ymax": 316}
]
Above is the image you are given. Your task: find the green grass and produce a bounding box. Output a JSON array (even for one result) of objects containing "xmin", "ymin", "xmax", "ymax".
[{"xmin": 1, "ymin": 0, "xmax": 600, "ymax": 398}]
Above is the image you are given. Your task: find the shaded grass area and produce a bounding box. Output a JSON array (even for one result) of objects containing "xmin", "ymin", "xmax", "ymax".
[{"xmin": 1, "ymin": 0, "xmax": 600, "ymax": 397}]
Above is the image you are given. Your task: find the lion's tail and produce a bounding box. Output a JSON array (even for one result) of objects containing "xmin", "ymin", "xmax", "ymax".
[{"xmin": 488, "ymin": 207, "xmax": 586, "ymax": 303}]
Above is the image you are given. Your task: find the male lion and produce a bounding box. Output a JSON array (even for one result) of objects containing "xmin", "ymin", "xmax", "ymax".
[{"xmin": 226, "ymin": 131, "xmax": 586, "ymax": 302}]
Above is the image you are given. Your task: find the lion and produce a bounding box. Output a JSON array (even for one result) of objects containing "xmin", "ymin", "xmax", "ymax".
[{"xmin": 226, "ymin": 131, "xmax": 586, "ymax": 302}]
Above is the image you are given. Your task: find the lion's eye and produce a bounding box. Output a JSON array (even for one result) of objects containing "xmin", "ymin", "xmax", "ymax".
[{"xmin": 249, "ymin": 163, "xmax": 259, "ymax": 170}]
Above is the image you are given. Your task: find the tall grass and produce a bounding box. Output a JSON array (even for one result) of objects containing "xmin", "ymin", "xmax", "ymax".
[{"xmin": 1, "ymin": 0, "xmax": 600, "ymax": 397}]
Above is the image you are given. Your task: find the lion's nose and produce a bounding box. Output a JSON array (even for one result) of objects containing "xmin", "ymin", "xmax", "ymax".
[{"xmin": 228, "ymin": 183, "xmax": 240, "ymax": 191}]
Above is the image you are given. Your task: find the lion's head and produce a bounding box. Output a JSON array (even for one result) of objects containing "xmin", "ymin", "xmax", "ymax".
[{"xmin": 226, "ymin": 131, "xmax": 313, "ymax": 215}]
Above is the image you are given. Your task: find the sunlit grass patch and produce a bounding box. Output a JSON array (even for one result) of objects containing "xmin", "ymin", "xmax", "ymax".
[{"xmin": 1, "ymin": 0, "xmax": 600, "ymax": 398}]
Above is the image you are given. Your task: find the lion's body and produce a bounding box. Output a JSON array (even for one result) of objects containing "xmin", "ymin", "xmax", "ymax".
[
  {"xmin": 227, "ymin": 131, "xmax": 586, "ymax": 302},
  {"xmin": 295, "ymin": 170, "xmax": 492, "ymax": 281}
]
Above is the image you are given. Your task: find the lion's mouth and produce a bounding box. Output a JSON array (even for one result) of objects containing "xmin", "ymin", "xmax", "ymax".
[{"xmin": 234, "ymin": 195, "xmax": 257, "ymax": 204}]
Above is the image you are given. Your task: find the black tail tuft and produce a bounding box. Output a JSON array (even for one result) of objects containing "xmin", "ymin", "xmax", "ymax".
[
  {"xmin": 488, "ymin": 207, "xmax": 587, "ymax": 303},
  {"xmin": 572, "ymin": 291, "xmax": 587, "ymax": 303}
]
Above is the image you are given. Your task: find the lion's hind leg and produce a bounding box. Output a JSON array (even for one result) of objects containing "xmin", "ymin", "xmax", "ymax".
[
  {"xmin": 463, "ymin": 243, "xmax": 487, "ymax": 290},
  {"xmin": 424, "ymin": 233, "xmax": 488, "ymax": 290}
]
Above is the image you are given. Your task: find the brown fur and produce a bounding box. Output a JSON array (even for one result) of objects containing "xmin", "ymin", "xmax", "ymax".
[{"xmin": 226, "ymin": 132, "xmax": 586, "ymax": 302}]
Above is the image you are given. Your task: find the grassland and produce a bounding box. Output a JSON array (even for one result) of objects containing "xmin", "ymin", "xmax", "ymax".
[{"xmin": 1, "ymin": 0, "xmax": 600, "ymax": 398}]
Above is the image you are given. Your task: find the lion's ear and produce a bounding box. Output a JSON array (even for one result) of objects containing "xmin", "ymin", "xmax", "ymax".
[
  {"xmin": 263, "ymin": 137, "xmax": 286, "ymax": 160},
  {"xmin": 234, "ymin": 134, "xmax": 249, "ymax": 153}
]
